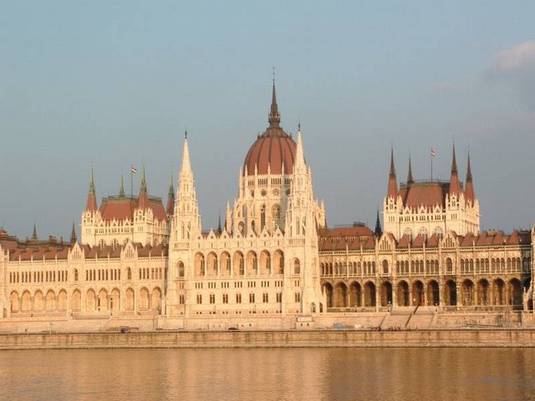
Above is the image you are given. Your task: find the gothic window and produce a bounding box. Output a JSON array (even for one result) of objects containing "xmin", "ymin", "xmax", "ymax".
[
  {"xmin": 260, "ymin": 205, "xmax": 266, "ymax": 231},
  {"xmin": 272, "ymin": 204, "xmax": 281, "ymax": 229}
]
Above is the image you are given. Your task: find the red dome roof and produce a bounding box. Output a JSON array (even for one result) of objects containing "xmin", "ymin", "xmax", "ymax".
[
  {"xmin": 243, "ymin": 129, "xmax": 296, "ymax": 176},
  {"xmin": 243, "ymin": 81, "xmax": 296, "ymax": 176}
]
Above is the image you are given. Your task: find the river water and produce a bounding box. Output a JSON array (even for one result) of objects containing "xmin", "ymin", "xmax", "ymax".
[{"xmin": 1, "ymin": 348, "xmax": 534, "ymax": 401}]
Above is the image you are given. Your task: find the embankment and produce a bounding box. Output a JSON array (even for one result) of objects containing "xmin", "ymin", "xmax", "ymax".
[{"xmin": 1, "ymin": 328, "xmax": 535, "ymax": 350}]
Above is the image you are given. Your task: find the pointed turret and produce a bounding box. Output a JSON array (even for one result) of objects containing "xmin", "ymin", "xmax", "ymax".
[
  {"xmin": 387, "ymin": 148, "xmax": 398, "ymax": 198},
  {"xmin": 464, "ymin": 152, "xmax": 475, "ymax": 203},
  {"xmin": 86, "ymin": 168, "xmax": 98, "ymax": 211},
  {"xmin": 31, "ymin": 223, "xmax": 38, "ymax": 241},
  {"xmin": 294, "ymin": 126, "xmax": 306, "ymax": 172},
  {"xmin": 217, "ymin": 214, "xmax": 222, "ymax": 234},
  {"xmin": 70, "ymin": 222, "xmax": 77, "ymax": 244},
  {"xmin": 138, "ymin": 165, "xmax": 149, "ymax": 209},
  {"xmin": 173, "ymin": 132, "xmax": 201, "ymax": 240},
  {"xmin": 449, "ymin": 144, "xmax": 461, "ymax": 195},
  {"xmin": 375, "ymin": 210, "xmax": 383, "ymax": 237},
  {"xmin": 268, "ymin": 78, "xmax": 281, "ymax": 128},
  {"xmin": 181, "ymin": 131, "xmax": 193, "ymax": 175},
  {"xmin": 119, "ymin": 175, "xmax": 125, "ymax": 197},
  {"xmin": 166, "ymin": 174, "xmax": 175, "ymax": 216},
  {"xmin": 407, "ymin": 156, "xmax": 414, "ymax": 185}
]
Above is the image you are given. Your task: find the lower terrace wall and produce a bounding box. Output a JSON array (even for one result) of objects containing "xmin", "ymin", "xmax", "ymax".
[
  {"xmin": 2, "ymin": 310, "xmax": 533, "ymax": 333},
  {"xmin": 2, "ymin": 329, "xmax": 535, "ymax": 350}
]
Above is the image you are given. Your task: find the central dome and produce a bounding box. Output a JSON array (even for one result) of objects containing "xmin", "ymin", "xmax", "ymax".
[{"xmin": 243, "ymin": 83, "xmax": 296, "ymax": 176}]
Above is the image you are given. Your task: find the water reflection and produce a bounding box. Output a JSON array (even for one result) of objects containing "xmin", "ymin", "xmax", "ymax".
[{"xmin": 0, "ymin": 348, "xmax": 535, "ymax": 401}]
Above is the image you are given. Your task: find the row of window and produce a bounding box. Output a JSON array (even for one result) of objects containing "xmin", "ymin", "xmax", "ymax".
[
  {"xmin": 191, "ymin": 292, "xmax": 300, "ymax": 305},
  {"xmin": 321, "ymin": 256, "xmax": 530, "ymax": 277},
  {"xmin": 8, "ymin": 267, "xmax": 167, "ymax": 284},
  {"xmin": 9, "ymin": 270, "xmax": 68, "ymax": 284},
  {"xmin": 194, "ymin": 280, "xmax": 285, "ymax": 290}
]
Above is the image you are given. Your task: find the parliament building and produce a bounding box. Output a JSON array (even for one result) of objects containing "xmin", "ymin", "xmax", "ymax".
[{"xmin": 1, "ymin": 83, "xmax": 533, "ymax": 331}]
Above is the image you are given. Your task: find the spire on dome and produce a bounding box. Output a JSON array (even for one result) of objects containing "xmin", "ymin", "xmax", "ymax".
[
  {"xmin": 387, "ymin": 148, "xmax": 398, "ymax": 198},
  {"xmin": 374, "ymin": 210, "xmax": 382, "ymax": 237},
  {"xmin": 449, "ymin": 143, "xmax": 461, "ymax": 195},
  {"xmin": 465, "ymin": 152, "xmax": 475, "ymax": 203},
  {"xmin": 407, "ymin": 156, "xmax": 414, "ymax": 185},
  {"xmin": 119, "ymin": 175, "xmax": 125, "ymax": 197},
  {"xmin": 70, "ymin": 222, "xmax": 77, "ymax": 244},
  {"xmin": 268, "ymin": 73, "xmax": 281, "ymax": 128},
  {"xmin": 85, "ymin": 168, "xmax": 97, "ymax": 211}
]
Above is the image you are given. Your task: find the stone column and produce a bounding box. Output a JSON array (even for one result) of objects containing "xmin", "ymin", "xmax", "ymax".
[{"xmin": 392, "ymin": 282, "xmax": 397, "ymax": 309}]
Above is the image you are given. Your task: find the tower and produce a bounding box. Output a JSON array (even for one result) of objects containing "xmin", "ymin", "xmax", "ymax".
[{"xmin": 167, "ymin": 133, "xmax": 201, "ymax": 318}]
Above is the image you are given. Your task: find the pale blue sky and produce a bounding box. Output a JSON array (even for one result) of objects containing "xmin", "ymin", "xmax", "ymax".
[{"xmin": 1, "ymin": 1, "xmax": 535, "ymax": 239}]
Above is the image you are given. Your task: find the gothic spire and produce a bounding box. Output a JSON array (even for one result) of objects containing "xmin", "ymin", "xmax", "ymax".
[
  {"xmin": 86, "ymin": 168, "xmax": 97, "ymax": 211},
  {"xmin": 466, "ymin": 152, "xmax": 472, "ymax": 182},
  {"xmin": 294, "ymin": 124, "xmax": 306, "ymax": 172},
  {"xmin": 387, "ymin": 148, "xmax": 398, "ymax": 198},
  {"xmin": 268, "ymin": 76, "xmax": 281, "ymax": 128},
  {"xmin": 70, "ymin": 222, "xmax": 77, "ymax": 244},
  {"xmin": 465, "ymin": 152, "xmax": 475, "ymax": 203},
  {"xmin": 119, "ymin": 175, "xmax": 125, "ymax": 197},
  {"xmin": 166, "ymin": 174, "xmax": 175, "ymax": 216},
  {"xmin": 451, "ymin": 143, "xmax": 458, "ymax": 175},
  {"xmin": 407, "ymin": 156, "xmax": 414, "ymax": 185},
  {"xmin": 449, "ymin": 143, "xmax": 461, "ymax": 195},
  {"xmin": 138, "ymin": 165, "xmax": 149, "ymax": 209},
  {"xmin": 31, "ymin": 223, "xmax": 37, "ymax": 241},
  {"xmin": 180, "ymin": 131, "xmax": 193, "ymax": 176},
  {"xmin": 374, "ymin": 210, "xmax": 382, "ymax": 237},
  {"xmin": 140, "ymin": 165, "xmax": 147, "ymax": 193}
]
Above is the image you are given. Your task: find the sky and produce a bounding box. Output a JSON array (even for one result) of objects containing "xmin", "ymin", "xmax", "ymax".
[{"xmin": 1, "ymin": 1, "xmax": 535, "ymax": 240}]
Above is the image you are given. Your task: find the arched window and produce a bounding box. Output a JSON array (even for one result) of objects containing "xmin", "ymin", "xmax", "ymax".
[
  {"xmin": 294, "ymin": 258, "xmax": 301, "ymax": 275},
  {"xmin": 74, "ymin": 269, "xmax": 78, "ymax": 281},
  {"xmin": 178, "ymin": 261, "xmax": 185, "ymax": 278},
  {"xmin": 382, "ymin": 260, "xmax": 389, "ymax": 274},
  {"xmin": 127, "ymin": 267, "xmax": 132, "ymax": 280}
]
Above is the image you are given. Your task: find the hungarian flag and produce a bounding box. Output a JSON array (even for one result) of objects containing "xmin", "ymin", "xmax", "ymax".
[
  {"xmin": 431, "ymin": 148, "xmax": 437, "ymax": 158},
  {"xmin": 130, "ymin": 165, "xmax": 137, "ymax": 174}
]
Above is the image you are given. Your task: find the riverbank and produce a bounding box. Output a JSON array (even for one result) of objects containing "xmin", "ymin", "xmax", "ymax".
[{"xmin": 1, "ymin": 328, "xmax": 535, "ymax": 349}]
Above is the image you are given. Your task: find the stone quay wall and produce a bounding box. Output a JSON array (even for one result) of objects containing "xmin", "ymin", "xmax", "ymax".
[{"xmin": 1, "ymin": 329, "xmax": 535, "ymax": 350}]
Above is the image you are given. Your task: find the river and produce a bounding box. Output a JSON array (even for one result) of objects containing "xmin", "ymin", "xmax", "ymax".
[{"xmin": 1, "ymin": 348, "xmax": 534, "ymax": 401}]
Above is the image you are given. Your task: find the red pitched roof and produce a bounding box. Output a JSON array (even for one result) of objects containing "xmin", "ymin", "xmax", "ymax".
[
  {"xmin": 99, "ymin": 196, "xmax": 167, "ymax": 222},
  {"xmin": 318, "ymin": 226, "xmax": 375, "ymax": 251},
  {"xmin": 398, "ymin": 181, "xmax": 451, "ymax": 209}
]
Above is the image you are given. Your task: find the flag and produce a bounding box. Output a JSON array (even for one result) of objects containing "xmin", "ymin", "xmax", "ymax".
[
  {"xmin": 130, "ymin": 165, "xmax": 137, "ymax": 174},
  {"xmin": 431, "ymin": 148, "xmax": 437, "ymax": 158}
]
